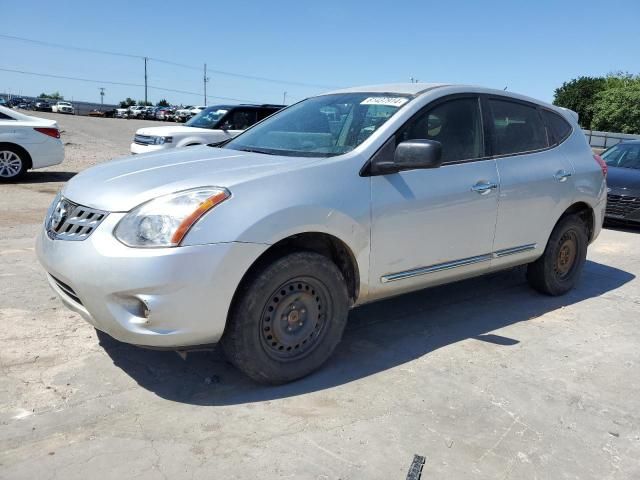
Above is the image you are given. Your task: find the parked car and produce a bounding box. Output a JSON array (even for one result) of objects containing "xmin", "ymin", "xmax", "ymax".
[
  {"xmin": 0, "ymin": 97, "xmax": 7, "ymax": 109},
  {"xmin": 601, "ymin": 140, "xmax": 640, "ymax": 225},
  {"xmin": 174, "ymin": 106, "xmax": 194, "ymax": 122},
  {"xmin": 115, "ymin": 108, "xmax": 129, "ymax": 118},
  {"xmin": 8, "ymin": 97, "xmax": 26, "ymax": 108},
  {"xmin": 37, "ymin": 83, "xmax": 605, "ymax": 383},
  {"xmin": 155, "ymin": 107, "xmax": 174, "ymax": 121},
  {"xmin": 51, "ymin": 101, "xmax": 75, "ymax": 115},
  {"xmin": 190, "ymin": 105, "xmax": 207, "ymax": 116},
  {"xmin": 34, "ymin": 99, "xmax": 52, "ymax": 112},
  {"xmin": 0, "ymin": 105, "xmax": 64, "ymax": 181},
  {"xmin": 127, "ymin": 105, "xmax": 146, "ymax": 118},
  {"xmin": 88, "ymin": 109, "xmax": 116, "ymax": 118},
  {"xmin": 130, "ymin": 104, "xmax": 283, "ymax": 154}
]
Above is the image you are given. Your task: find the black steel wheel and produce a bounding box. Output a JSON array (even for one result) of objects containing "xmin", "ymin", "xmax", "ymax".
[
  {"xmin": 527, "ymin": 214, "xmax": 588, "ymax": 296},
  {"xmin": 222, "ymin": 252, "xmax": 349, "ymax": 384}
]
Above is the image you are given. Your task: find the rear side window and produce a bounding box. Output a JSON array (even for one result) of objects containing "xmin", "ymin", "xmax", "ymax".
[
  {"xmin": 397, "ymin": 97, "xmax": 484, "ymax": 163},
  {"xmin": 542, "ymin": 110, "xmax": 572, "ymax": 145},
  {"xmin": 488, "ymin": 99, "xmax": 548, "ymax": 156}
]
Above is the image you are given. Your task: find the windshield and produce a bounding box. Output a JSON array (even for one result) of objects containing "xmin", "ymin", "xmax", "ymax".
[
  {"xmin": 186, "ymin": 107, "xmax": 229, "ymax": 129},
  {"xmin": 223, "ymin": 93, "xmax": 411, "ymax": 157},
  {"xmin": 602, "ymin": 143, "xmax": 640, "ymax": 170}
]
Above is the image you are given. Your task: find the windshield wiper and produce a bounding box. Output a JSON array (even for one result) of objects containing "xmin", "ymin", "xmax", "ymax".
[{"xmin": 234, "ymin": 147, "xmax": 276, "ymax": 155}]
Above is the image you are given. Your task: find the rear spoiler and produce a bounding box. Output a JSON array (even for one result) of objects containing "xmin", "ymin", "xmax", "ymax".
[{"xmin": 558, "ymin": 107, "xmax": 579, "ymax": 123}]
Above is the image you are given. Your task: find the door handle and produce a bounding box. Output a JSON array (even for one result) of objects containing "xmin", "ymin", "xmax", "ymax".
[
  {"xmin": 554, "ymin": 170, "xmax": 572, "ymax": 182},
  {"xmin": 471, "ymin": 182, "xmax": 498, "ymax": 195}
]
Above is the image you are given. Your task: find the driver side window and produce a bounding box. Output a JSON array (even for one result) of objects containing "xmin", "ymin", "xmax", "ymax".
[
  {"xmin": 397, "ymin": 97, "xmax": 484, "ymax": 164},
  {"xmin": 230, "ymin": 110, "xmax": 257, "ymax": 130}
]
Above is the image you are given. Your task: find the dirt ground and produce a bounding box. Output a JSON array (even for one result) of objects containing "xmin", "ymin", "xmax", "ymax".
[{"xmin": 1, "ymin": 112, "xmax": 639, "ymax": 479}]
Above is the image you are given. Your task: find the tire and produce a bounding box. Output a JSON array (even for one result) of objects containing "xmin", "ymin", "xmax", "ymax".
[
  {"xmin": 0, "ymin": 146, "xmax": 28, "ymax": 182},
  {"xmin": 527, "ymin": 214, "xmax": 588, "ymax": 296},
  {"xmin": 222, "ymin": 252, "xmax": 350, "ymax": 384}
]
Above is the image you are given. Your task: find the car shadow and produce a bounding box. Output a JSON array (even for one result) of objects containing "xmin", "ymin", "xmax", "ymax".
[
  {"xmin": 97, "ymin": 260, "xmax": 634, "ymax": 405},
  {"xmin": 604, "ymin": 221, "xmax": 640, "ymax": 234},
  {"xmin": 21, "ymin": 171, "xmax": 76, "ymax": 184}
]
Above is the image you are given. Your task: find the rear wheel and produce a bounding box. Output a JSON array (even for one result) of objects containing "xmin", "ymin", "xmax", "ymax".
[
  {"xmin": 527, "ymin": 214, "xmax": 588, "ymax": 295},
  {"xmin": 222, "ymin": 252, "xmax": 349, "ymax": 384},
  {"xmin": 0, "ymin": 147, "xmax": 27, "ymax": 182}
]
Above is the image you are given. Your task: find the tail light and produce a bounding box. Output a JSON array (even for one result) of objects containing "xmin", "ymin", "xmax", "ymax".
[
  {"xmin": 34, "ymin": 127, "xmax": 60, "ymax": 139},
  {"xmin": 593, "ymin": 154, "xmax": 607, "ymax": 177}
]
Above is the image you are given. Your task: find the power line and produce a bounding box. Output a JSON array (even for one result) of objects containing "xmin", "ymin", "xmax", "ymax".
[
  {"xmin": 0, "ymin": 33, "xmax": 338, "ymax": 89},
  {"xmin": 0, "ymin": 67, "xmax": 259, "ymax": 103}
]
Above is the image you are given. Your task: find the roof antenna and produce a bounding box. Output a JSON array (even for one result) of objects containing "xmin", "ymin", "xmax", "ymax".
[{"xmin": 503, "ymin": 86, "xmax": 508, "ymax": 90}]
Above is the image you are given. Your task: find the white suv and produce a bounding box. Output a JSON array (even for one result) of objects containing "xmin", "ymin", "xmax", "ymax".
[
  {"xmin": 37, "ymin": 84, "xmax": 606, "ymax": 383},
  {"xmin": 130, "ymin": 104, "xmax": 283, "ymax": 154}
]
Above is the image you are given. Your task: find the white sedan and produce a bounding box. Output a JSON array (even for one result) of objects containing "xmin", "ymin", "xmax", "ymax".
[{"xmin": 0, "ymin": 106, "xmax": 64, "ymax": 181}]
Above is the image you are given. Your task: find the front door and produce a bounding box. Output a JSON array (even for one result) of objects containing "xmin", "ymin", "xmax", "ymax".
[{"xmin": 369, "ymin": 96, "xmax": 500, "ymax": 299}]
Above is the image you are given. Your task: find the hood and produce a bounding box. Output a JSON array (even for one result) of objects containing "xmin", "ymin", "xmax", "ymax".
[
  {"xmin": 63, "ymin": 146, "xmax": 315, "ymax": 211},
  {"xmin": 607, "ymin": 166, "xmax": 640, "ymax": 196},
  {"xmin": 135, "ymin": 125, "xmax": 212, "ymax": 136}
]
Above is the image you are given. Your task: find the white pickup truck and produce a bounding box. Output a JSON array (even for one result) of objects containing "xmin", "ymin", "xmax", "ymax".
[
  {"xmin": 51, "ymin": 101, "xmax": 75, "ymax": 115},
  {"xmin": 130, "ymin": 104, "xmax": 283, "ymax": 154}
]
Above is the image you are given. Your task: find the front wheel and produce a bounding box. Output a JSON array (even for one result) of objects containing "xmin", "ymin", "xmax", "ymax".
[
  {"xmin": 527, "ymin": 214, "xmax": 588, "ymax": 296},
  {"xmin": 222, "ymin": 252, "xmax": 350, "ymax": 384}
]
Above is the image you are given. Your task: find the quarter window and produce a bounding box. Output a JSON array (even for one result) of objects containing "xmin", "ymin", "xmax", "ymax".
[
  {"xmin": 542, "ymin": 110, "xmax": 572, "ymax": 145},
  {"xmin": 397, "ymin": 97, "xmax": 483, "ymax": 163},
  {"xmin": 488, "ymin": 99, "xmax": 548, "ymax": 156},
  {"xmin": 0, "ymin": 112, "xmax": 14, "ymax": 120}
]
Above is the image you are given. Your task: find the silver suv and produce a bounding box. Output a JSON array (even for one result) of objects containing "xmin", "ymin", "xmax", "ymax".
[{"xmin": 37, "ymin": 83, "xmax": 607, "ymax": 383}]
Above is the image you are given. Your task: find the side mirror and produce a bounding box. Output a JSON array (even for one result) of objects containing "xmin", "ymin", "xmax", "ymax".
[
  {"xmin": 220, "ymin": 122, "xmax": 232, "ymax": 131},
  {"xmin": 394, "ymin": 139, "xmax": 443, "ymax": 171}
]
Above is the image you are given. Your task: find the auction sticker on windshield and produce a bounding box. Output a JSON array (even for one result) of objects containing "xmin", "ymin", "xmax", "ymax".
[{"xmin": 360, "ymin": 97, "xmax": 409, "ymax": 107}]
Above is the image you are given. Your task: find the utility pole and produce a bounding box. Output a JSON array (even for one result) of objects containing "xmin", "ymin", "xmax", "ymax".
[
  {"xmin": 144, "ymin": 57, "xmax": 148, "ymax": 105},
  {"xmin": 283, "ymin": 91, "xmax": 287, "ymax": 105},
  {"xmin": 99, "ymin": 87, "xmax": 105, "ymax": 106},
  {"xmin": 203, "ymin": 63, "xmax": 209, "ymax": 106}
]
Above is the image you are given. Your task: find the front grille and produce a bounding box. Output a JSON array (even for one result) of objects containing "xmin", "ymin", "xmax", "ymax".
[
  {"xmin": 50, "ymin": 274, "xmax": 83, "ymax": 305},
  {"xmin": 134, "ymin": 134, "xmax": 156, "ymax": 145},
  {"xmin": 606, "ymin": 194, "xmax": 640, "ymax": 218},
  {"xmin": 46, "ymin": 197, "xmax": 108, "ymax": 241}
]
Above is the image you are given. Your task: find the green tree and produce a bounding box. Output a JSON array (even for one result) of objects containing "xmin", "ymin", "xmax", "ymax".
[
  {"xmin": 156, "ymin": 99, "xmax": 169, "ymax": 107},
  {"xmin": 38, "ymin": 91, "xmax": 64, "ymax": 100},
  {"xmin": 591, "ymin": 83, "xmax": 640, "ymax": 134},
  {"xmin": 137, "ymin": 100, "xmax": 152, "ymax": 106},
  {"xmin": 119, "ymin": 97, "xmax": 136, "ymax": 108},
  {"xmin": 553, "ymin": 76, "xmax": 607, "ymax": 129}
]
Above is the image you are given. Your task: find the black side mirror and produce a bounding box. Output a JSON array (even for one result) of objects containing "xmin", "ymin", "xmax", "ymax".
[{"xmin": 394, "ymin": 139, "xmax": 442, "ymax": 171}]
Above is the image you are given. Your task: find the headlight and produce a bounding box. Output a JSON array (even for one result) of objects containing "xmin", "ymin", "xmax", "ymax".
[
  {"xmin": 151, "ymin": 136, "xmax": 172, "ymax": 145},
  {"xmin": 114, "ymin": 187, "xmax": 230, "ymax": 247}
]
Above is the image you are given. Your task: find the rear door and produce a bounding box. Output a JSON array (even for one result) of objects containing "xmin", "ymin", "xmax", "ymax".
[{"xmin": 486, "ymin": 96, "xmax": 575, "ymax": 265}]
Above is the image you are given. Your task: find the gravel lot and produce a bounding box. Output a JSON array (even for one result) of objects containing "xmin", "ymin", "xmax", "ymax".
[{"xmin": 1, "ymin": 113, "xmax": 639, "ymax": 479}]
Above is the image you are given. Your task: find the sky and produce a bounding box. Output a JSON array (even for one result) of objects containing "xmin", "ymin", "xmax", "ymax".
[{"xmin": 1, "ymin": 0, "xmax": 639, "ymax": 107}]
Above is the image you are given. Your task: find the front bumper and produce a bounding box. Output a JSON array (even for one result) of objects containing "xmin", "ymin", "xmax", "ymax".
[
  {"xmin": 36, "ymin": 213, "xmax": 269, "ymax": 347},
  {"xmin": 605, "ymin": 193, "xmax": 640, "ymax": 224},
  {"xmin": 130, "ymin": 142, "xmax": 171, "ymax": 154}
]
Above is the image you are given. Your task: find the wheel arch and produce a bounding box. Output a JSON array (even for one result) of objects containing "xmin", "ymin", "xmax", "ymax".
[
  {"xmin": 557, "ymin": 201, "xmax": 595, "ymax": 242},
  {"xmin": 0, "ymin": 142, "xmax": 33, "ymax": 169},
  {"xmin": 229, "ymin": 232, "xmax": 361, "ymax": 322}
]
